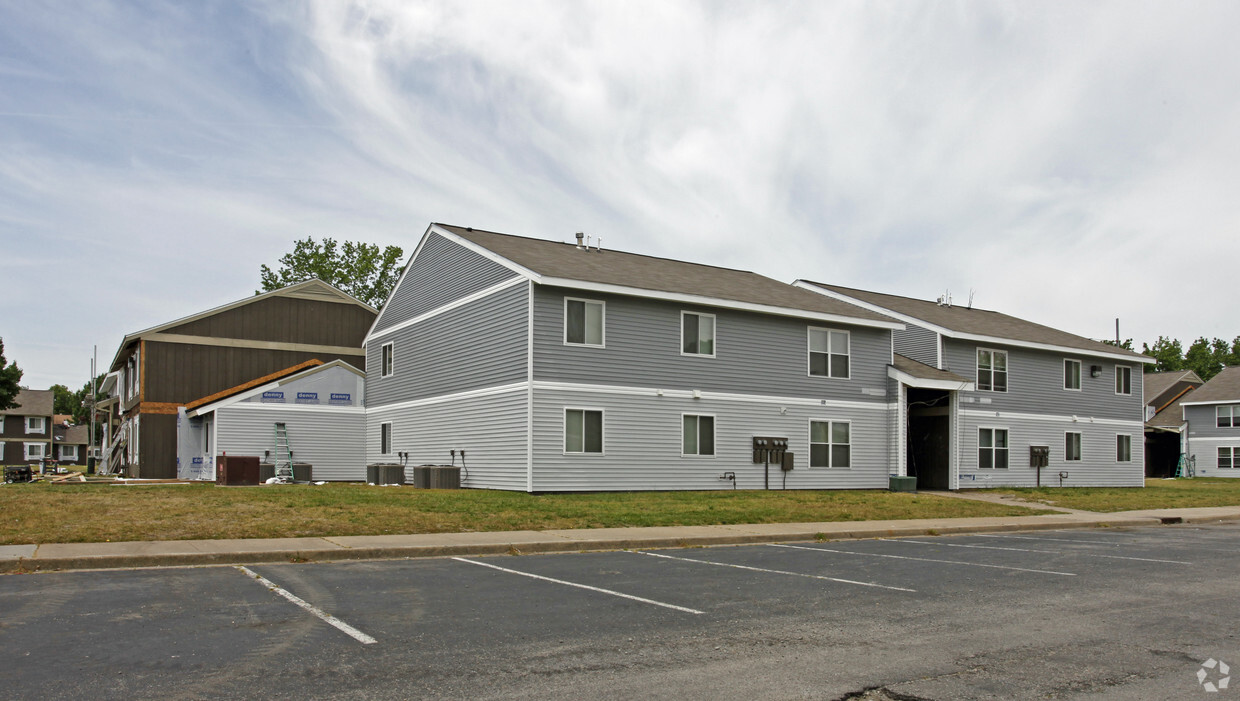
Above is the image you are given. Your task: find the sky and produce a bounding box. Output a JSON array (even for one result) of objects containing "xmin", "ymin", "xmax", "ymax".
[{"xmin": 2, "ymin": 1, "xmax": 1238, "ymax": 390}]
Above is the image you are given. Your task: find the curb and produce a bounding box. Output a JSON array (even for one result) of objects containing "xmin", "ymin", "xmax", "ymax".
[{"xmin": 8, "ymin": 513, "xmax": 1228, "ymax": 575}]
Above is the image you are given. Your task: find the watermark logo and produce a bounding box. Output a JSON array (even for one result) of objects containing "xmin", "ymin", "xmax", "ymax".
[{"xmin": 1198, "ymin": 658, "xmax": 1230, "ymax": 693}]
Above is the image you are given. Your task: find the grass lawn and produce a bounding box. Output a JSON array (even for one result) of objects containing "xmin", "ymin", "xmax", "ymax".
[
  {"xmin": 993, "ymin": 477, "xmax": 1240, "ymax": 513},
  {"xmin": 0, "ymin": 482, "xmax": 1044, "ymax": 545}
]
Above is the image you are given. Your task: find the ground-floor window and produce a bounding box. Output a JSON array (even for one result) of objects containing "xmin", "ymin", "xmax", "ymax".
[
  {"xmin": 1220, "ymin": 447, "xmax": 1236, "ymax": 470},
  {"xmin": 810, "ymin": 420, "xmax": 850, "ymax": 468},
  {"xmin": 60, "ymin": 445, "xmax": 78, "ymax": 461},
  {"xmin": 978, "ymin": 428, "xmax": 1009, "ymax": 468},
  {"xmin": 24, "ymin": 442, "xmax": 45, "ymax": 461},
  {"xmin": 380, "ymin": 422, "xmax": 392, "ymax": 455},
  {"xmin": 565, "ymin": 409, "xmax": 603, "ymax": 454},
  {"xmin": 1065, "ymin": 432, "xmax": 1082, "ymax": 462},
  {"xmin": 682, "ymin": 414, "xmax": 715, "ymax": 456},
  {"xmin": 1116, "ymin": 434, "xmax": 1131, "ymax": 463}
]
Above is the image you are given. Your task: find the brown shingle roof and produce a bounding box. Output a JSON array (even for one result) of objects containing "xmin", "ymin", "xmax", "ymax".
[
  {"xmin": 440, "ymin": 225, "xmax": 898, "ymax": 326},
  {"xmin": 892, "ymin": 354, "xmax": 971, "ymax": 384},
  {"xmin": 54, "ymin": 425, "xmax": 90, "ymax": 445},
  {"xmin": 1142, "ymin": 370, "xmax": 1203, "ymax": 404},
  {"xmin": 0, "ymin": 389, "xmax": 53, "ymax": 416},
  {"xmin": 802, "ymin": 282, "xmax": 1149, "ymax": 360},
  {"xmin": 1182, "ymin": 366, "xmax": 1240, "ymax": 404},
  {"xmin": 1147, "ymin": 387, "xmax": 1195, "ymax": 429}
]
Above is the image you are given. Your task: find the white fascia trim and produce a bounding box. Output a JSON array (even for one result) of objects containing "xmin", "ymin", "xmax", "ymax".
[
  {"xmin": 532, "ymin": 380, "xmax": 895, "ymax": 412},
  {"xmin": 960, "ymin": 408, "xmax": 1144, "ymax": 429},
  {"xmin": 224, "ymin": 404, "xmax": 366, "ymax": 415},
  {"xmin": 366, "ymin": 277, "xmax": 527, "ymax": 344},
  {"xmin": 888, "ymin": 365, "xmax": 975, "ymax": 392},
  {"xmin": 431, "ymin": 225, "xmax": 543, "ymax": 279},
  {"xmin": 540, "ymin": 277, "xmax": 903, "ymax": 331},
  {"xmin": 365, "ymin": 224, "xmax": 436, "ymax": 340},
  {"xmin": 1180, "ymin": 400, "xmax": 1239, "ymax": 407},
  {"xmin": 794, "ymin": 281, "xmax": 1152, "ymax": 365},
  {"xmin": 366, "ymin": 382, "xmax": 528, "ymax": 414},
  {"xmin": 1185, "ymin": 436, "xmax": 1240, "ymax": 443}
]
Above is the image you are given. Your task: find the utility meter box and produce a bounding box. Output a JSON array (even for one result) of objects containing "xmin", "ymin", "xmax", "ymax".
[{"xmin": 1030, "ymin": 446, "xmax": 1050, "ymax": 468}]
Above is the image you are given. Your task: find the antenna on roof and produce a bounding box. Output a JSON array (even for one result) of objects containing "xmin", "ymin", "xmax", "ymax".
[
  {"xmin": 968, "ymin": 289, "xmax": 975, "ymax": 310},
  {"xmin": 937, "ymin": 289, "xmax": 952, "ymax": 307}
]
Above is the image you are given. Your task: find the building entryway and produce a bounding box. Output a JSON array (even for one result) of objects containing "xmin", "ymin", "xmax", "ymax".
[
  {"xmin": 907, "ymin": 388, "xmax": 952, "ymax": 490},
  {"xmin": 1145, "ymin": 431, "xmax": 1181, "ymax": 478}
]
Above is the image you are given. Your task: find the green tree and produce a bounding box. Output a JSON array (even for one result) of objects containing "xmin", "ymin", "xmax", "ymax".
[
  {"xmin": 51, "ymin": 383, "xmax": 76, "ymax": 416},
  {"xmin": 1141, "ymin": 336, "xmax": 1183, "ymax": 373},
  {"xmin": 259, "ymin": 237, "xmax": 404, "ymax": 308},
  {"xmin": 1184, "ymin": 337, "xmax": 1224, "ymax": 381},
  {"xmin": 1102, "ymin": 338, "xmax": 1134, "ymax": 351},
  {"xmin": 0, "ymin": 339, "xmax": 21, "ymax": 411}
]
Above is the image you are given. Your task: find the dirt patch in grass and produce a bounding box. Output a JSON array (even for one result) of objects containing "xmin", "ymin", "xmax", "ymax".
[
  {"xmin": 992, "ymin": 478, "xmax": 1240, "ymax": 513},
  {"xmin": 0, "ymin": 483, "xmax": 1044, "ymax": 545}
]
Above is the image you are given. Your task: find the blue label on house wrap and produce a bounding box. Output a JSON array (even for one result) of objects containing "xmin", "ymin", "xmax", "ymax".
[
  {"xmin": 261, "ymin": 391, "xmax": 285, "ymax": 403},
  {"xmin": 296, "ymin": 392, "xmax": 319, "ymax": 404}
]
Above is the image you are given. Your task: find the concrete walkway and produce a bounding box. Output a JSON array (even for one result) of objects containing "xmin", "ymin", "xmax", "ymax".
[{"xmin": 4, "ymin": 504, "xmax": 1239, "ymax": 574}]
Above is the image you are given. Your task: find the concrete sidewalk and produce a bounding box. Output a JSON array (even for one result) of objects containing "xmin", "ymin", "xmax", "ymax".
[{"xmin": 4, "ymin": 505, "xmax": 1239, "ymax": 574}]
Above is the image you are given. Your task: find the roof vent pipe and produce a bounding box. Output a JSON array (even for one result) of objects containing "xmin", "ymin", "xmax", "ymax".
[
  {"xmin": 596, "ymin": 237, "xmax": 603, "ymax": 252},
  {"xmin": 575, "ymin": 232, "xmax": 585, "ymax": 249},
  {"xmin": 586, "ymin": 235, "xmax": 592, "ymax": 249}
]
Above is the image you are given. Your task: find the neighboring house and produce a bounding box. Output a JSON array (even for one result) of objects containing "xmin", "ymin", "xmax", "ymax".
[
  {"xmin": 52, "ymin": 422, "xmax": 91, "ymax": 467},
  {"xmin": 1142, "ymin": 370, "xmax": 1204, "ymax": 477},
  {"xmin": 1180, "ymin": 366, "xmax": 1240, "ymax": 477},
  {"xmin": 365, "ymin": 224, "xmax": 904, "ymax": 492},
  {"xmin": 100, "ymin": 280, "xmax": 377, "ymax": 478},
  {"xmin": 793, "ymin": 283, "xmax": 1152, "ymax": 489},
  {"xmin": 0, "ymin": 389, "xmax": 53, "ymax": 466},
  {"xmin": 178, "ymin": 359, "xmax": 365, "ymax": 481}
]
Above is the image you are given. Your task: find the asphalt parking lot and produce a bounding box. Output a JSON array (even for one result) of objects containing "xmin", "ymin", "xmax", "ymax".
[{"xmin": 4, "ymin": 524, "xmax": 1240, "ymax": 700}]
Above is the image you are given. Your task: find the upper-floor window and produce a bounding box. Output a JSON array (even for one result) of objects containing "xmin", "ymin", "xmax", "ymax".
[
  {"xmin": 808, "ymin": 328, "xmax": 850, "ymax": 379},
  {"xmin": 381, "ymin": 342, "xmax": 394, "ymax": 378},
  {"xmin": 1065, "ymin": 432, "xmax": 1082, "ymax": 462},
  {"xmin": 1063, "ymin": 359, "xmax": 1081, "ymax": 391},
  {"xmin": 1219, "ymin": 406, "xmax": 1240, "ymax": 428},
  {"xmin": 682, "ymin": 414, "xmax": 715, "ymax": 456},
  {"xmin": 1115, "ymin": 365, "xmax": 1132, "ymax": 395},
  {"xmin": 1116, "ymin": 434, "xmax": 1132, "ymax": 463},
  {"xmin": 26, "ymin": 416, "xmax": 45, "ymax": 434},
  {"xmin": 979, "ymin": 428, "xmax": 1009, "ymax": 468},
  {"xmin": 565, "ymin": 298, "xmax": 605, "ymax": 347},
  {"xmin": 810, "ymin": 420, "xmax": 850, "ymax": 468},
  {"xmin": 977, "ymin": 349, "xmax": 1008, "ymax": 392},
  {"xmin": 565, "ymin": 408, "xmax": 603, "ymax": 454},
  {"xmin": 681, "ymin": 312, "xmax": 716, "ymax": 357}
]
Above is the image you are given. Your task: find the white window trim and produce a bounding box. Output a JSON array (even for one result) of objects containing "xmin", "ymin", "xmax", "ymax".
[
  {"xmin": 681, "ymin": 413, "xmax": 717, "ymax": 457},
  {"xmin": 978, "ymin": 426, "xmax": 1010, "ymax": 469},
  {"xmin": 976, "ymin": 348, "xmax": 1009, "ymax": 393},
  {"xmin": 1218, "ymin": 405, "xmax": 1238, "ymax": 429},
  {"xmin": 1065, "ymin": 431, "xmax": 1083, "ymax": 462},
  {"xmin": 1114, "ymin": 365, "xmax": 1133, "ymax": 396},
  {"xmin": 807, "ymin": 327, "xmax": 851, "ymax": 380},
  {"xmin": 381, "ymin": 342, "xmax": 394, "ymax": 378},
  {"xmin": 60, "ymin": 444, "xmax": 78, "ymax": 461},
  {"xmin": 379, "ymin": 422, "xmax": 392, "ymax": 456},
  {"xmin": 24, "ymin": 442, "xmax": 46, "ymax": 461},
  {"xmin": 808, "ymin": 418, "xmax": 852, "ymax": 469},
  {"xmin": 1219, "ymin": 446, "xmax": 1236, "ymax": 469},
  {"xmin": 1116, "ymin": 433, "xmax": 1132, "ymax": 463},
  {"xmin": 563, "ymin": 407, "xmax": 605, "ymax": 455},
  {"xmin": 680, "ymin": 311, "xmax": 717, "ymax": 358},
  {"xmin": 563, "ymin": 297, "xmax": 606, "ymax": 348},
  {"xmin": 26, "ymin": 416, "xmax": 46, "ymax": 434},
  {"xmin": 1063, "ymin": 359, "xmax": 1082, "ymax": 392}
]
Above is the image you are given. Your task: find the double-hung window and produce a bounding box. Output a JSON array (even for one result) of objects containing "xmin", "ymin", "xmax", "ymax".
[
  {"xmin": 682, "ymin": 415, "xmax": 715, "ymax": 456},
  {"xmin": 1116, "ymin": 434, "xmax": 1132, "ymax": 463},
  {"xmin": 565, "ymin": 409, "xmax": 603, "ymax": 454},
  {"xmin": 977, "ymin": 349, "xmax": 1008, "ymax": 392},
  {"xmin": 26, "ymin": 416, "xmax": 45, "ymax": 434},
  {"xmin": 565, "ymin": 298, "xmax": 604, "ymax": 346},
  {"xmin": 808, "ymin": 328, "xmax": 850, "ymax": 379},
  {"xmin": 1115, "ymin": 366, "xmax": 1132, "ymax": 395},
  {"xmin": 24, "ymin": 442, "xmax": 44, "ymax": 461},
  {"xmin": 381, "ymin": 343, "xmax": 394, "ymax": 378},
  {"xmin": 810, "ymin": 420, "xmax": 850, "ymax": 468},
  {"xmin": 1220, "ymin": 447, "xmax": 1236, "ymax": 470},
  {"xmin": 61, "ymin": 445, "xmax": 78, "ymax": 461},
  {"xmin": 978, "ymin": 428, "xmax": 1009, "ymax": 468},
  {"xmin": 1063, "ymin": 360, "xmax": 1081, "ymax": 391},
  {"xmin": 1218, "ymin": 406, "xmax": 1239, "ymax": 428},
  {"xmin": 1065, "ymin": 432, "xmax": 1083, "ymax": 462},
  {"xmin": 681, "ymin": 312, "xmax": 715, "ymax": 357}
]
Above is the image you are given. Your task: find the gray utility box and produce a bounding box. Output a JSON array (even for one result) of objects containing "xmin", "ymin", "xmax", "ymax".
[
  {"xmin": 889, "ymin": 475, "xmax": 917, "ymax": 492},
  {"xmin": 367, "ymin": 463, "xmax": 406, "ymax": 485},
  {"xmin": 412, "ymin": 465, "xmax": 462, "ymax": 489},
  {"xmin": 259, "ymin": 463, "xmax": 313, "ymax": 483}
]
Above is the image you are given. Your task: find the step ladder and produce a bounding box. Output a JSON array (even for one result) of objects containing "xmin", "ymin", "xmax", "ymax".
[{"xmin": 273, "ymin": 423, "xmax": 294, "ymax": 483}]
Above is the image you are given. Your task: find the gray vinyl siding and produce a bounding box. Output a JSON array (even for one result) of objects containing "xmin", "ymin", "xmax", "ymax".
[
  {"xmin": 893, "ymin": 323, "xmax": 939, "ymax": 368},
  {"xmin": 957, "ymin": 411, "xmax": 1144, "ymax": 488},
  {"xmin": 371, "ymin": 232, "xmax": 520, "ymax": 334},
  {"xmin": 1185, "ymin": 403, "xmax": 1240, "ymax": 439},
  {"xmin": 942, "ymin": 339, "xmax": 1144, "ymax": 422},
  {"xmin": 366, "ymin": 388, "xmax": 528, "ymax": 491},
  {"xmin": 366, "ymin": 282, "xmax": 528, "ymax": 407},
  {"xmin": 214, "ymin": 405, "xmax": 366, "ymax": 481},
  {"xmin": 1191, "ymin": 441, "xmax": 1240, "ymax": 477},
  {"xmin": 532, "ymin": 286, "xmax": 892, "ymax": 404},
  {"xmin": 1185, "ymin": 403, "xmax": 1240, "ymax": 477},
  {"xmin": 531, "ymin": 387, "xmax": 892, "ymax": 492}
]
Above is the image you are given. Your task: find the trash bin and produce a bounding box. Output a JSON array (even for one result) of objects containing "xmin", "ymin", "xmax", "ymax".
[{"xmin": 217, "ymin": 455, "xmax": 260, "ymax": 485}]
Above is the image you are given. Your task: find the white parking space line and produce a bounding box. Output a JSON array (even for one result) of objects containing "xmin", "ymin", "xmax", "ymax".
[
  {"xmin": 980, "ymin": 532, "xmax": 1240, "ymax": 554},
  {"xmin": 635, "ymin": 551, "xmax": 916, "ymax": 592},
  {"xmin": 770, "ymin": 544, "xmax": 1077, "ymax": 576},
  {"xmin": 890, "ymin": 539, "xmax": 1191, "ymax": 565},
  {"xmin": 236, "ymin": 566, "xmax": 377, "ymax": 645},
  {"xmin": 452, "ymin": 557, "xmax": 704, "ymax": 615}
]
